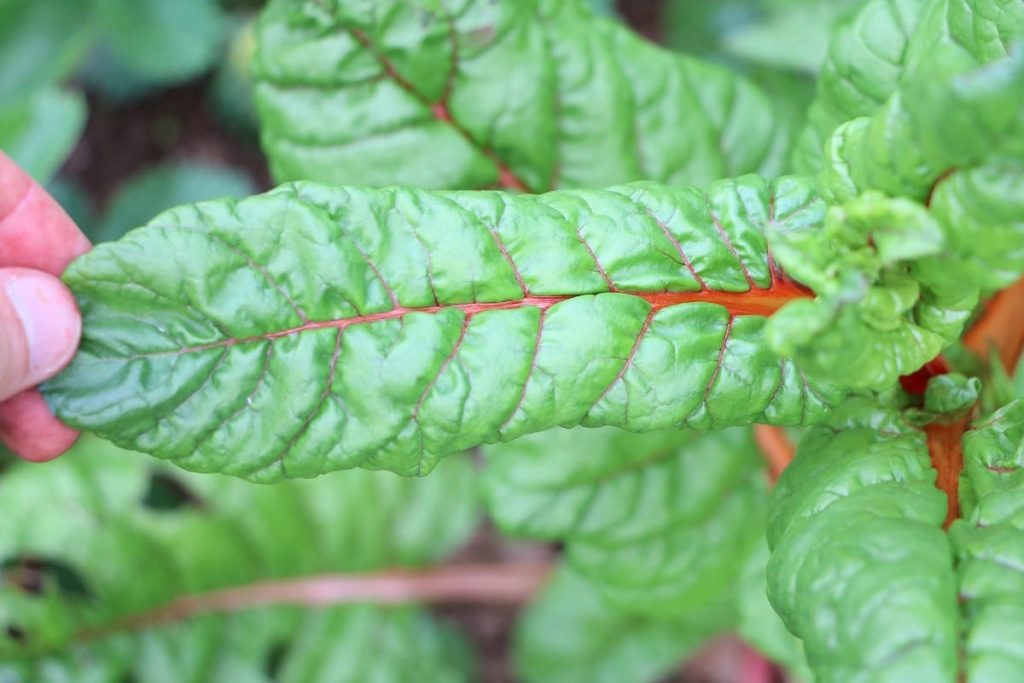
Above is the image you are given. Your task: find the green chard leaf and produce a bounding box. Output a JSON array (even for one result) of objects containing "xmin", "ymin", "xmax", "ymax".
[
  {"xmin": 954, "ymin": 398, "xmax": 1024, "ymax": 681},
  {"xmin": 0, "ymin": 436, "xmax": 479, "ymax": 658},
  {"xmin": 765, "ymin": 400, "xmax": 958, "ymax": 682},
  {"xmin": 514, "ymin": 566, "xmax": 722, "ymax": 683},
  {"xmin": 45, "ymin": 176, "xmax": 843, "ymax": 481},
  {"xmin": 766, "ymin": 46, "xmax": 1024, "ymax": 391},
  {"xmin": 792, "ymin": 0, "xmax": 929, "ymax": 173},
  {"xmin": 484, "ymin": 426, "xmax": 767, "ymax": 617},
  {"xmin": 4, "ymin": 606, "xmax": 473, "ymax": 683},
  {"xmin": 252, "ymin": 0, "xmax": 795, "ymax": 192}
]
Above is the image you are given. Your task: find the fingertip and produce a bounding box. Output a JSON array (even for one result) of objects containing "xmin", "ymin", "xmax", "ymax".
[
  {"xmin": 0, "ymin": 153, "xmax": 91, "ymax": 274},
  {"xmin": 0, "ymin": 389, "xmax": 80, "ymax": 462}
]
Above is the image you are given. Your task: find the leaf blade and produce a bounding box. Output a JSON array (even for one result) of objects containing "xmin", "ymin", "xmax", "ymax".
[{"xmin": 46, "ymin": 178, "xmax": 842, "ymax": 480}]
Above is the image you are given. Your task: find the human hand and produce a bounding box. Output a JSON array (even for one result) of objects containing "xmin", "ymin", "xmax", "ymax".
[{"xmin": 0, "ymin": 151, "xmax": 91, "ymax": 461}]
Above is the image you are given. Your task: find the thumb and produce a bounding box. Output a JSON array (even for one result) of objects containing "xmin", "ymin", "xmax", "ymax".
[{"xmin": 0, "ymin": 268, "xmax": 81, "ymax": 402}]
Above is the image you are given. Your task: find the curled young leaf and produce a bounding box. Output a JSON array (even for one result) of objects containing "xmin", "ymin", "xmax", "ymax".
[
  {"xmin": 45, "ymin": 177, "xmax": 842, "ymax": 480},
  {"xmin": 253, "ymin": 0, "xmax": 794, "ymax": 192}
]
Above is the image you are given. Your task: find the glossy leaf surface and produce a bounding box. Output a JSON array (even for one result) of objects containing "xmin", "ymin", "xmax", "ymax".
[
  {"xmin": 253, "ymin": 0, "xmax": 794, "ymax": 191},
  {"xmin": 46, "ymin": 177, "xmax": 841, "ymax": 480}
]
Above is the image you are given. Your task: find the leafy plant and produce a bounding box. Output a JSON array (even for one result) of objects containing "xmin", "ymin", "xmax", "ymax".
[{"xmin": 4, "ymin": 0, "xmax": 1024, "ymax": 680}]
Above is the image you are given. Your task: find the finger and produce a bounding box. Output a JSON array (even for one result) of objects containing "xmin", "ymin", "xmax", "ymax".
[
  {"xmin": 0, "ymin": 389, "xmax": 79, "ymax": 462},
  {"xmin": 0, "ymin": 268, "xmax": 82, "ymax": 401},
  {"xmin": 0, "ymin": 150, "xmax": 92, "ymax": 274}
]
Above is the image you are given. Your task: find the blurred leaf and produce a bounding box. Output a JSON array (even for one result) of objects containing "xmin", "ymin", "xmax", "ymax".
[
  {"xmin": 584, "ymin": 0, "xmax": 617, "ymax": 17},
  {"xmin": 0, "ymin": 88, "xmax": 86, "ymax": 183},
  {"xmin": 737, "ymin": 539, "xmax": 814, "ymax": 680},
  {"xmin": 665, "ymin": 0, "xmax": 764, "ymax": 58},
  {"xmin": 47, "ymin": 179, "xmax": 96, "ymax": 236},
  {"xmin": 0, "ymin": 435, "xmax": 479, "ymax": 657},
  {"xmin": 97, "ymin": 0, "xmax": 229, "ymax": 84},
  {"xmin": 515, "ymin": 566, "xmax": 721, "ymax": 683},
  {"xmin": 93, "ymin": 162, "xmax": 257, "ymax": 243},
  {"xmin": 721, "ymin": 1, "xmax": 861, "ymax": 73},
  {"xmin": 0, "ymin": 0, "xmax": 96, "ymax": 100},
  {"xmin": 4, "ymin": 606, "xmax": 472, "ymax": 682},
  {"xmin": 209, "ymin": 17, "xmax": 260, "ymax": 136},
  {"xmin": 483, "ymin": 427, "xmax": 768, "ymax": 617}
]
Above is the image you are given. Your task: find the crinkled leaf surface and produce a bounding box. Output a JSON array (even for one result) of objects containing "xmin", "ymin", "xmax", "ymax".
[
  {"xmin": 45, "ymin": 176, "xmax": 842, "ymax": 480},
  {"xmin": 766, "ymin": 399, "xmax": 958, "ymax": 682},
  {"xmin": 767, "ymin": 44, "xmax": 1024, "ymax": 391},
  {"xmin": 253, "ymin": 0, "xmax": 794, "ymax": 191},
  {"xmin": 2, "ymin": 605, "xmax": 472, "ymax": 683},
  {"xmin": 954, "ymin": 398, "xmax": 1024, "ymax": 682},
  {"xmin": 0, "ymin": 436, "xmax": 478, "ymax": 657},
  {"xmin": 514, "ymin": 566, "xmax": 723, "ymax": 683},
  {"xmin": 484, "ymin": 426, "xmax": 767, "ymax": 615},
  {"xmin": 792, "ymin": 0, "xmax": 929, "ymax": 173}
]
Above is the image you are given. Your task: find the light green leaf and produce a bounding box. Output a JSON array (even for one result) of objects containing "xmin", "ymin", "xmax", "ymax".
[
  {"xmin": 2, "ymin": 605, "xmax": 473, "ymax": 683},
  {"xmin": 792, "ymin": 0, "xmax": 929, "ymax": 173},
  {"xmin": 0, "ymin": 436, "xmax": 478, "ymax": 656},
  {"xmin": 0, "ymin": 88, "xmax": 86, "ymax": 183},
  {"xmin": 515, "ymin": 566, "xmax": 721, "ymax": 683},
  {"xmin": 766, "ymin": 401, "xmax": 958, "ymax": 682},
  {"xmin": 93, "ymin": 162, "xmax": 257, "ymax": 244},
  {"xmin": 252, "ymin": 0, "xmax": 795, "ymax": 191},
  {"xmin": 45, "ymin": 176, "xmax": 843, "ymax": 480}
]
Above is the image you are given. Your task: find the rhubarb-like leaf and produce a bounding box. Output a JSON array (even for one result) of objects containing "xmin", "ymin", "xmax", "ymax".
[
  {"xmin": 766, "ymin": 399, "xmax": 958, "ymax": 681},
  {"xmin": 515, "ymin": 566, "xmax": 724, "ymax": 683},
  {"xmin": 484, "ymin": 426, "xmax": 766, "ymax": 616},
  {"xmin": 45, "ymin": 177, "xmax": 842, "ymax": 480},
  {"xmin": 252, "ymin": 0, "xmax": 794, "ymax": 192},
  {"xmin": 954, "ymin": 397, "xmax": 1024, "ymax": 681},
  {"xmin": 3, "ymin": 605, "xmax": 472, "ymax": 682},
  {"xmin": 0, "ymin": 436, "xmax": 478, "ymax": 656}
]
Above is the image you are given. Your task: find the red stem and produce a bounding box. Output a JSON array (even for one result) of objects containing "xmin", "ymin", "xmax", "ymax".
[{"xmin": 79, "ymin": 563, "xmax": 552, "ymax": 639}]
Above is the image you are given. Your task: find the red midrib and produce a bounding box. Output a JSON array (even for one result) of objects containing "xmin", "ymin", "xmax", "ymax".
[{"xmin": 178, "ymin": 281, "xmax": 812, "ymax": 354}]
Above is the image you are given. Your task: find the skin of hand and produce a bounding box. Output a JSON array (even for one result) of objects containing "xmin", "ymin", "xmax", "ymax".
[{"xmin": 0, "ymin": 151, "xmax": 91, "ymax": 461}]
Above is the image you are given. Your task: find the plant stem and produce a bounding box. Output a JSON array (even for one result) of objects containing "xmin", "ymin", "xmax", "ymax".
[
  {"xmin": 82, "ymin": 563, "xmax": 552, "ymax": 638},
  {"xmin": 754, "ymin": 425, "xmax": 795, "ymax": 483}
]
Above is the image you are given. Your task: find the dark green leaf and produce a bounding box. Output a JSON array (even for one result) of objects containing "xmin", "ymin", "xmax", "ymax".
[
  {"xmin": 0, "ymin": 0, "xmax": 96, "ymax": 101},
  {"xmin": 97, "ymin": 0, "xmax": 229, "ymax": 84},
  {"xmin": 0, "ymin": 88, "xmax": 86, "ymax": 183},
  {"xmin": 93, "ymin": 163, "xmax": 257, "ymax": 244}
]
